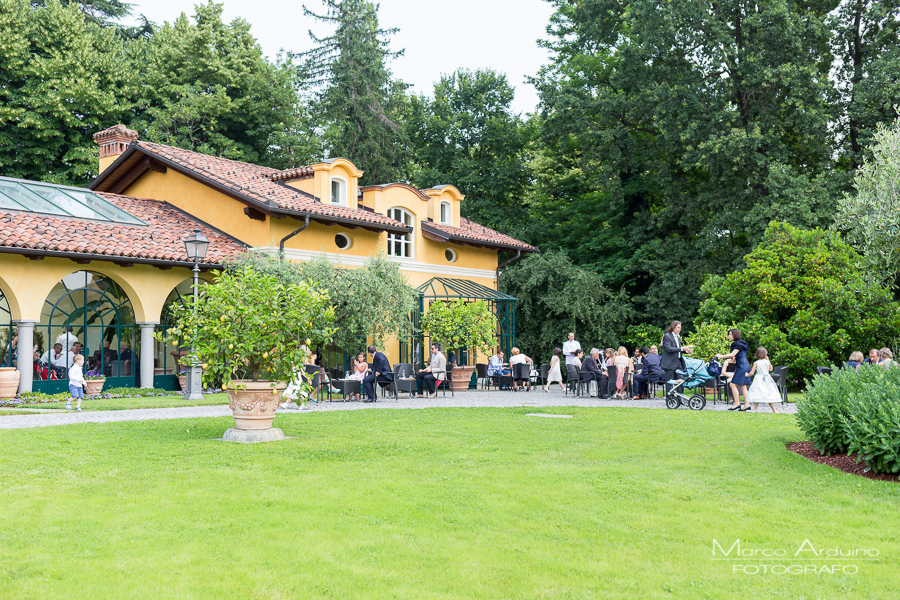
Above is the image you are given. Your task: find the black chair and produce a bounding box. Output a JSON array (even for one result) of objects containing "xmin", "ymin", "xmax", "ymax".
[
  {"xmin": 566, "ymin": 364, "xmax": 591, "ymax": 397},
  {"xmin": 606, "ymin": 365, "xmax": 618, "ymax": 398},
  {"xmin": 304, "ymin": 364, "xmax": 324, "ymax": 402},
  {"xmin": 513, "ymin": 362, "xmax": 531, "ymax": 391},
  {"xmin": 539, "ymin": 363, "xmax": 550, "ymax": 388},
  {"xmin": 393, "ymin": 363, "xmax": 416, "ymax": 399},
  {"xmin": 475, "ymin": 363, "xmax": 491, "ymax": 390},
  {"xmin": 439, "ymin": 362, "xmax": 454, "ymax": 397},
  {"xmin": 816, "ymin": 366, "xmax": 833, "ymax": 376},
  {"xmin": 772, "ymin": 366, "xmax": 789, "ymax": 405}
]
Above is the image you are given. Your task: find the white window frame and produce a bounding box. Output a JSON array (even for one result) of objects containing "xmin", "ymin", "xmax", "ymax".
[
  {"xmin": 387, "ymin": 207, "xmax": 414, "ymax": 259},
  {"xmin": 445, "ymin": 248, "xmax": 457, "ymax": 263},
  {"xmin": 330, "ymin": 177, "xmax": 347, "ymax": 206},
  {"xmin": 334, "ymin": 232, "xmax": 352, "ymax": 250},
  {"xmin": 440, "ymin": 201, "xmax": 452, "ymax": 225}
]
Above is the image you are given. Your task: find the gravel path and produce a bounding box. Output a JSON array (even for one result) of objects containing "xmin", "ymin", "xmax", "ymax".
[{"xmin": 0, "ymin": 389, "xmax": 795, "ymax": 430}]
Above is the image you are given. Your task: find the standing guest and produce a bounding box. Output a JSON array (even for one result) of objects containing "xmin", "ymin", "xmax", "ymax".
[
  {"xmin": 363, "ymin": 345, "xmax": 392, "ymax": 403},
  {"xmin": 509, "ymin": 347, "xmax": 534, "ymax": 391},
  {"xmin": 846, "ymin": 351, "xmax": 864, "ymax": 370},
  {"xmin": 661, "ymin": 321, "xmax": 693, "ymax": 382},
  {"xmin": 716, "ymin": 329, "xmax": 751, "ymax": 411},
  {"xmin": 416, "ymin": 343, "xmax": 446, "ymax": 398},
  {"xmin": 65, "ymin": 354, "xmax": 86, "ymax": 412},
  {"xmin": 613, "ymin": 346, "xmax": 632, "ymax": 399},
  {"xmin": 863, "ymin": 349, "xmax": 880, "ymax": 365},
  {"xmin": 544, "ymin": 348, "xmax": 565, "ymax": 393},
  {"xmin": 345, "ymin": 351, "xmax": 368, "ymax": 401},
  {"xmin": 56, "ymin": 327, "xmax": 78, "ymax": 352},
  {"xmin": 580, "ymin": 348, "xmax": 608, "ymax": 398},
  {"xmin": 40, "ymin": 343, "xmax": 72, "ymax": 379},
  {"xmin": 563, "ymin": 332, "xmax": 581, "ymax": 366},
  {"xmin": 746, "ymin": 347, "xmax": 780, "ymax": 413},
  {"xmin": 879, "ymin": 348, "xmax": 895, "ymax": 368}
]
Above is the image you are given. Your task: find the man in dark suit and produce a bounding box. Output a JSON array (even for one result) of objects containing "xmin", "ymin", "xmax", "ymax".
[
  {"xmin": 363, "ymin": 344, "xmax": 393, "ymax": 402},
  {"xmin": 633, "ymin": 346, "xmax": 664, "ymax": 399},
  {"xmin": 580, "ymin": 348, "xmax": 608, "ymax": 398},
  {"xmin": 661, "ymin": 320, "xmax": 693, "ymax": 383}
]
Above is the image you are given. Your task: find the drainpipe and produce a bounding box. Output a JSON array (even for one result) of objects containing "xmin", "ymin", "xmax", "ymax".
[
  {"xmin": 496, "ymin": 249, "xmax": 522, "ymax": 291},
  {"xmin": 279, "ymin": 214, "xmax": 310, "ymax": 258}
]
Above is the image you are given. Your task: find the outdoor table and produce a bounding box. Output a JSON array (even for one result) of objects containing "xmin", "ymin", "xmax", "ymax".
[{"xmin": 332, "ymin": 379, "xmax": 361, "ymax": 401}]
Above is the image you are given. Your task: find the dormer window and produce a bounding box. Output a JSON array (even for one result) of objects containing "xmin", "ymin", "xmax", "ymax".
[
  {"xmin": 330, "ymin": 177, "xmax": 347, "ymax": 206},
  {"xmin": 387, "ymin": 207, "xmax": 413, "ymax": 258},
  {"xmin": 440, "ymin": 201, "xmax": 451, "ymax": 225}
]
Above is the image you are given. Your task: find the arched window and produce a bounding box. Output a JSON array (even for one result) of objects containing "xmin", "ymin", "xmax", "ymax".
[
  {"xmin": 154, "ymin": 278, "xmax": 206, "ymax": 390},
  {"xmin": 387, "ymin": 207, "xmax": 413, "ymax": 258},
  {"xmin": 330, "ymin": 177, "xmax": 347, "ymax": 206},
  {"xmin": 440, "ymin": 201, "xmax": 452, "ymax": 225}
]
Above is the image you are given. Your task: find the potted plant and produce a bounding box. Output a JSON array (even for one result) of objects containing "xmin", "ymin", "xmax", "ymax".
[
  {"xmin": 421, "ymin": 299, "xmax": 497, "ymax": 390},
  {"xmin": 157, "ymin": 267, "xmax": 335, "ymax": 431},
  {"xmin": 177, "ymin": 366, "xmax": 188, "ymax": 392},
  {"xmin": 83, "ymin": 370, "xmax": 106, "ymax": 396}
]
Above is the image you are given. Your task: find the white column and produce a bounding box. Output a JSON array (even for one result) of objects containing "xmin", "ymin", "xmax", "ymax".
[
  {"xmin": 137, "ymin": 322, "xmax": 158, "ymax": 389},
  {"xmin": 14, "ymin": 320, "xmax": 38, "ymax": 394}
]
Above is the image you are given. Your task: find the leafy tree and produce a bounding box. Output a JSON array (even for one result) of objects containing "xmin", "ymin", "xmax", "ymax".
[
  {"xmin": 420, "ymin": 299, "xmax": 496, "ymax": 365},
  {"xmin": 834, "ymin": 117, "xmax": 900, "ymax": 285},
  {"xmin": 683, "ymin": 322, "xmax": 731, "ymax": 361},
  {"xmin": 128, "ymin": 1, "xmax": 299, "ymax": 166},
  {"xmin": 295, "ymin": 0, "xmax": 407, "ymax": 184},
  {"xmin": 500, "ymin": 251, "xmax": 633, "ymax": 362},
  {"xmin": 532, "ymin": 0, "xmax": 841, "ymax": 325},
  {"xmin": 0, "ymin": 0, "xmax": 131, "ymax": 184},
  {"xmin": 405, "ymin": 69, "xmax": 529, "ymax": 231},
  {"xmin": 30, "ymin": 0, "xmax": 131, "ymax": 26},
  {"xmin": 621, "ymin": 323, "xmax": 665, "ymax": 352},
  {"xmin": 223, "ymin": 250, "xmax": 417, "ymax": 354},
  {"xmin": 698, "ymin": 222, "xmax": 900, "ymax": 386}
]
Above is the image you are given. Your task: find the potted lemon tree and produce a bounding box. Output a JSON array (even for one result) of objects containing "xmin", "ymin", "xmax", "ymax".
[
  {"xmin": 421, "ymin": 299, "xmax": 496, "ymax": 391},
  {"xmin": 158, "ymin": 267, "xmax": 335, "ymax": 432}
]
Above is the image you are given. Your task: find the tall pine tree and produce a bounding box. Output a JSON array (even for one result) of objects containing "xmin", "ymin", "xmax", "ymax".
[{"xmin": 296, "ymin": 0, "xmax": 407, "ymax": 184}]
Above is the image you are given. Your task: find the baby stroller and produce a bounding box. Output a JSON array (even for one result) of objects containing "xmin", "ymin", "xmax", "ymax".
[{"xmin": 664, "ymin": 357, "xmax": 714, "ymax": 410}]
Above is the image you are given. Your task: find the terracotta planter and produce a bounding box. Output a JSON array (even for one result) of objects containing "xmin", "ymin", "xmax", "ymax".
[
  {"xmin": 83, "ymin": 379, "xmax": 105, "ymax": 396},
  {"xmin": 178, "ymin": 376, "xmax": 187, "ymax": 391},
  {"xmin": 450, "ymin": 365, "xmax": 475, "ymax": 391},
  {"xmin": 227, "ymin": 380, "xmax": 288, "ymax": 430},
  {"xmin": 0, "ymin": 367, "xmax": 19, "ymax": 399}
]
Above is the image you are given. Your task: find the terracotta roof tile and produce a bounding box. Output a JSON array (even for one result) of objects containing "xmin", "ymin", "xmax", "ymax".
[
  {"xmin": 0, "ymin": 193, "xmax": 245, "ymax": 264},
  {"xmin": 426, "ymin": 218, "xmax": 537, "ymax": 252}
]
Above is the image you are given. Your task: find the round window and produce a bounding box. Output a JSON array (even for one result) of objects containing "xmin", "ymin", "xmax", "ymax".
[
  {"xmin": 335, "ymin": 233, "xmax": 351, "ymax": 250},
  {"xmin": 445, "ymin": 248, "xmax": 457, "ymax": 263}
]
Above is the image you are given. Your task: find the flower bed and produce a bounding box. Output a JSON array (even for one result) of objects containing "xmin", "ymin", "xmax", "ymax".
[{"xmin": 0, "ymin": 387, "xmax": 186, "ymax": 407}]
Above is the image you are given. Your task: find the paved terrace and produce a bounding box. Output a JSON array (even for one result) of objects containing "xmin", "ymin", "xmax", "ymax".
[{"xmin": 0, "ymin": 389, "xmax": 796, "ymax": 430}]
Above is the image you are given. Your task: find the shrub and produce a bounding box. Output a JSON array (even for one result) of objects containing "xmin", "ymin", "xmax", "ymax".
[
  {"xmin": 683, "ymin": 322, "xmax": 731, "ymax": 361},
  {"xmin": 622, "ymin": 323, "xmax": 665, "ymax": 352},
  {"xmin": 841, "ymin": 388, "xmax": 900, "ymax": 475}
]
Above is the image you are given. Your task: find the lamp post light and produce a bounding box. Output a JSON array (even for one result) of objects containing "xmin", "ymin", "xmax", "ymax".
[{"xmin": 183, "ymin": 228, "xmax": 210, "ymax": 400}]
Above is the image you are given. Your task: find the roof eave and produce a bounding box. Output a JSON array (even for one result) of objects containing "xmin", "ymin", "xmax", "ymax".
[
  {"xmin": 0, "ymin": 246, "xmax": 227, "ymax": 269},
  {"xmin": 420, "ymin": 222, "xmax": 537, "ymax": 253}
]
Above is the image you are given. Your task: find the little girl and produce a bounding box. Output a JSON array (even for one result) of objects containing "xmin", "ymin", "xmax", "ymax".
[{"xmin": 745, "ymin": 347, "xmax": 780, "ymax": 413}]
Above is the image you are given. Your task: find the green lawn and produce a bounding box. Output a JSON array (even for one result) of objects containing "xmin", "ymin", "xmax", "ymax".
[
  {"xmin": 32, "ymin": 393, "xmax": 230, "ymax": 411},
  {"xmin": 0, "ymin": 410, "xmax": 35, "ymax": 416},
  {"xmin": 0, "ymin": 408, "xmax": 896, "ymax": 599}
]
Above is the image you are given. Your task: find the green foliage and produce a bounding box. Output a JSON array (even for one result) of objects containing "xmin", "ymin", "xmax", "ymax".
[
  {"xmin": 621, "ymin": 323, "xmax": 664, "ymax": 352},
  {"xmin": 834, "ymin": 117, "xmax": 900, "ymax": 285},
  {"xmin": 404, "ymin": 69, "xmax": 529, "ymax": 231},
  {"xmin": 155, "ymin": 267, "xmax": 335, "ymax": 387},
  {"xmin": 421, "ymin": 299, "xmax": 496, "ymax": 362},
  {"xmin": 128, "ymin": 2, "xmax": 299, "ymax": 166},
  {"xmin": 0, "ymin": 0, "xmax": 131, "ymax": 184},
  {"xmin": 295, "ymin": 0, "xmax": 407, "ymax": 184},
  {"xmin": 799, "ymin": 364, "xmax": 900, "ymax": 473},
  {"xmin": 500, "ymin": 251, "xmax": 633, "ymax": 361},
  {"xmin": 698, "ymin": 222, "xmax": 900, "ymax": 386},
  {"xmin": 224, "ymin": 251, "xmax": 417, "ymax": 353},
  {"xmin": 683, "ymin": 322, "xmax": 731, "ymax": 362}
]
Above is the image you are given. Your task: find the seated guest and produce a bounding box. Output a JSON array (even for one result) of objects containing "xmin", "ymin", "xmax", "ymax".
[
  {"xmin": 581, "ymin": 348, "xmax": 608, "ymax": 398},
  {"xmin": 879, "ymin": 348, "xmax": 895, "ymax": 369},
  {"xmin": 509, "ymin": 347, "xmax": 533, "ymax": 391},
  {"xmin": 863, "ymin": 348, "xmax": 880, "ymax": 365},
  {"xmin": 649, "ymin": 345, "xmax": 659, "ymax": 354},
  {"xmin": 487, "ymin": 350, "xmax": 510, "ymax": 377},
  {"xmin": 633, "ymin": 346, "xmax": 664, "ymax": 399},
  {"xmin": 416, "ymin": 343, "xmax": 446, "ymax": 398},
  {"xmin": 845, "ymin": 351, "xmax": 864, "ymax": 370},
  {"xmin": 632, "ymin": 348, "xmax": 643, "ymax": 364},
  {"xmin": 572, "ymin": 349, "xmax": 584, "ymax": 369},
  {"xmin": 120, "ymin": 343, "xmax": 133, "ymax": 362},
  {"xmin": 306, "ymin": 352, "xmax": 340, "ymax": 396},
  {"xmin": 604, "ymin": 348, "xmax": 615, "ymax": 367},
  {"xmin": 40, "ymin": 343, "xmax": 73, "ymax": 379}
]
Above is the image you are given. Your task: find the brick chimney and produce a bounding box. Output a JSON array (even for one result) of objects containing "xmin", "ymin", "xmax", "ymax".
[{"xmin": 94, "ymin": 124, "xmax": 138, "ymax": 173}]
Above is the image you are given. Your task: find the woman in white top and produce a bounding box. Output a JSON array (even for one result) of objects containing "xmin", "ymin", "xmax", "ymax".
[
  {"xmin": 613, "ymin": 346, "xmax": 632, "ymax": 399},
  {"xmin": 509, "ymin": 347, "xmax": 533, "ymax": 392},
  {"xmin": 879, "ymin": 347, "xmax": 895, "ymax": 369},
  {"xmin": 544, "ymin": 347, "xmax": 565, "ymax": 393}
]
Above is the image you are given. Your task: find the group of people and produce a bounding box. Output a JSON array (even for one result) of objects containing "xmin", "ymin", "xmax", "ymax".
[
  {"xmin": 713, "ymin": 328, "xmax": 782, "ymax": 413},
  {"xmin": 844, "ymin": 348, "xmax": 895, "ymax": 369}
]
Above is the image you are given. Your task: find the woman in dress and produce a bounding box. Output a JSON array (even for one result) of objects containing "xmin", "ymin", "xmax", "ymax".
[
  {"xmin": 544, "ymin": 347, "xmax": 565, "ymax": 393},
  {"xmin": 613, "ymin": 346, "xmax": 632, "ymax": 399},
  {"xmin": 716, "ymin": 328, "xmax": 751, "ymax": 411},
  {"xmin": 746, "ymin": 347, "xmax": 780, "ymax": 413},
  {"xmin": 346, "ymin": 351, "xmax": 368, "ymax": 401}
]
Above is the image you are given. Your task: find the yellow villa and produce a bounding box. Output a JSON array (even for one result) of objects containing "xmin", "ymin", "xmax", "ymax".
[{"xmin": 0, "ymin": 125, "xmax": 536, "ymax": 394}]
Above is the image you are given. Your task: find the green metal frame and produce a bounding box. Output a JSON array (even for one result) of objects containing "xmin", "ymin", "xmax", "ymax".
[
  {"xmin": 34, "ymin": 273, "xmax": 137, "ymax": 393},
  {"xmin": 0, "ymin": 291, "xmax": 14, "ymax": 370},
  {"xmin": 153, "ymin": 286, "xmax": 189, "ymax": 391},
  {"xmin": 405, "ymin": 277, "xmax": 517, "ymax": 372}
]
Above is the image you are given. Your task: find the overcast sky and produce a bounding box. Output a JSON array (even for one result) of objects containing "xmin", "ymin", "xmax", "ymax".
[{"xmin": 126, "ymin": 0, "xmax": 557, "ymax": 115}]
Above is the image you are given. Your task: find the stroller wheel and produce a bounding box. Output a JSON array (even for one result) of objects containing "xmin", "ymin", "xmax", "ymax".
[
  {"xmin": 665, "ymin": 395, "xmax": 680, "ymax": 410},
  {"xmin": 688, "ymin": 394, "xmax": 706, "ymax": 411}
]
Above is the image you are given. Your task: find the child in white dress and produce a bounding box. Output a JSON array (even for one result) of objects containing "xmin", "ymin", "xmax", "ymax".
[{"xmin": 746, "ymin": 347, "xmax": 780, "ymax": 413}]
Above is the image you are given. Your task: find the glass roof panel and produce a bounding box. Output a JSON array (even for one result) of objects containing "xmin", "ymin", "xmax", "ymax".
[{"xmin": 0, "ymin": 176, "xmax": 144, "ymax": 225}]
